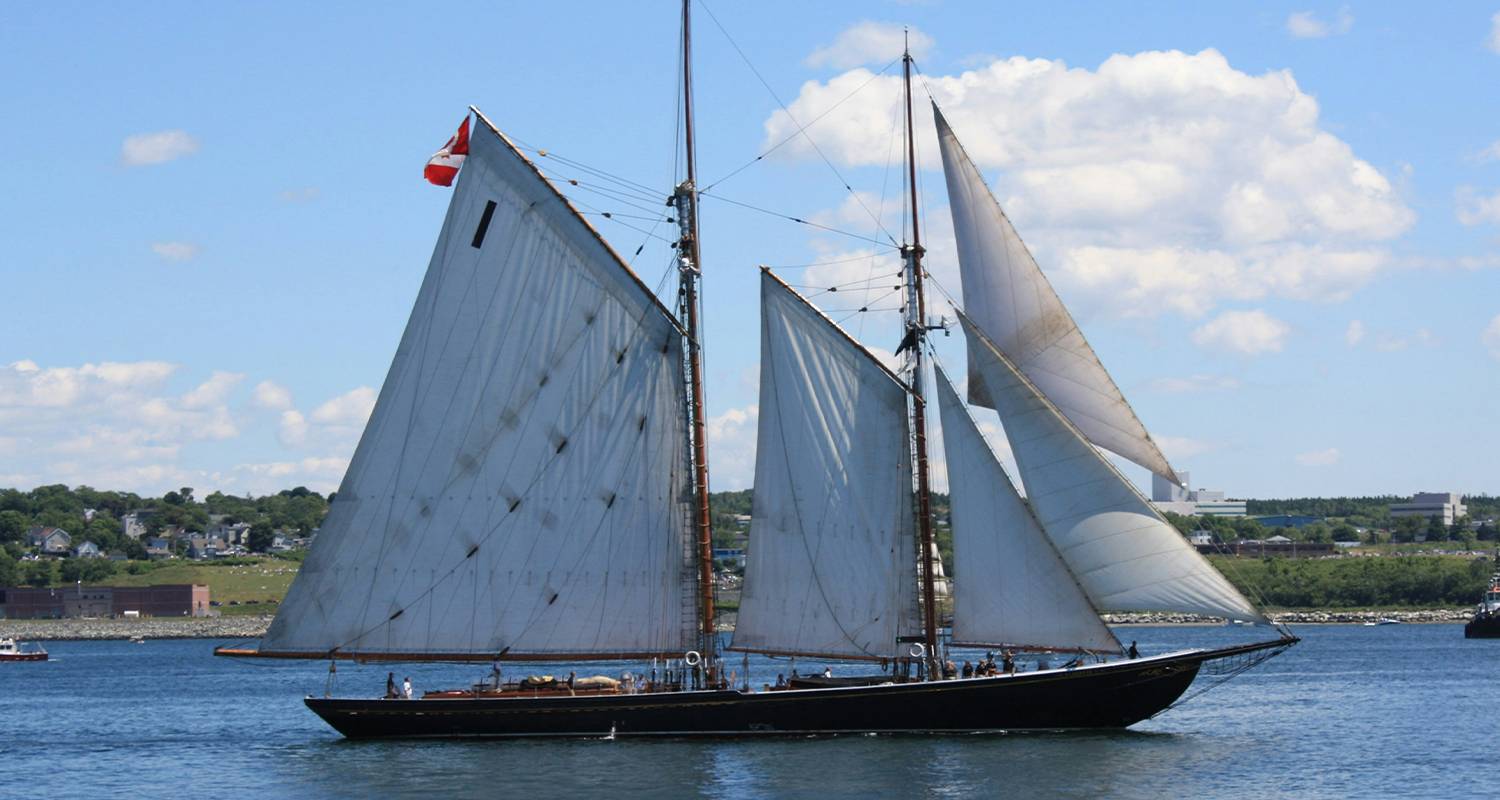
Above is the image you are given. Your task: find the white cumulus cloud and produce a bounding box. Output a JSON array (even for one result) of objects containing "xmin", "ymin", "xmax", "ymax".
[
  {"xmin": 252, "ymin": 380, "xmax": 294, "ymax": 411},
  {"xmin": 278, "ymin": 409, "xmax": 309, "ymax": 447},
  {"xmin": 180, "ymin": 371, "xmax": 244, "ymax": 409},
  {"xmin": 310, "ymin": 386, "xmax": 377, "ymax": 426},
  {"xmin": 121, "ymin": 130, "xmax": 199, "ymax": 166},
  {"xmin": 706, "ymin": 404, "xmax": 758, "ymax": 490},
  {"xmin": 1345, "ymin": 319, "xmax": 1366, "ymax": 347},
  {"xmin": 1295, "ymin": 447, "xmax": 1341, "ymax": 466},
  {"xmin": 1286, "ymin": 8, "xmax": 1354, "ymax": 39},
  {"xmin": 1457, "ymin": 187, "xmax": 1500, "ymax": 226},
  {"xmin": 806, "ymin": 22, "xmax": 932, "ymax": 69},
  {"xmin": 1489, "ymin": 12, "xmax": 1500, "ymax": 54},
  {"xmin": 1483, "ymin": 314, "xmax": 1500, "ymax": 361},
  {"xmin": 762, "ymin": 48, "xmax": 1411, "ymax": 320},
  {"xmin": 0, "ymin": 359, "xmax": 253, "ymax": 494},
  {"xmin": 151, "ymin": 241, "xmax": 200, "ymax": 262},
  {"xmin": 1191, "ymin": 309, "xmax": 1291, "ymax": 355}
]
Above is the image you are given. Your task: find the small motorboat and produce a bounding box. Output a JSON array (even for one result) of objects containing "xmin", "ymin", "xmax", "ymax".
[
  {"xmin": 0, "ymin": 637, "xmax": 48, "ymax": 662},
  {"xmin": 1363, "ymin": 618, "xmax": 1401, "ymax": 626}
]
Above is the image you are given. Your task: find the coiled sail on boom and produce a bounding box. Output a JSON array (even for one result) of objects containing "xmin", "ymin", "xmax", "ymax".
[{"xmin": 261, "ymin": 113, "xmax": 698, "ymax": 660}]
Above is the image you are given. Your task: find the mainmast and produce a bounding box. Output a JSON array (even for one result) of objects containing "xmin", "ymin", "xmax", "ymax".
[
  {"xmin": 673, "ymin": 0, "xmax": 718, "ymax": 680},
  {"xmin": 900, "ymin": 38, "xmax": 941, "ymax": 674}
]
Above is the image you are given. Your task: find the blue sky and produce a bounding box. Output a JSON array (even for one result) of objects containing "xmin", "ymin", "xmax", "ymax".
[{"xmin": 1, "ymin": 1, "xmax": 1497, "ymax": 499}]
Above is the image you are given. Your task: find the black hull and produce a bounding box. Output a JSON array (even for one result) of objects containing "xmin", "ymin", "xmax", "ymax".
[
  {"xmin": 1465, "ymin": 614, "xmax": 1500, "ymax": 638},
  {"xmin": 304, "ymin": 641, "xmax": 1287, "ymax": 739}
]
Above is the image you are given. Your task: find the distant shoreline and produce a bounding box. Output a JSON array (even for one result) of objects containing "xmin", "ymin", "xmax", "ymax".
[
  {"xmin": 7, "ymin": 608, "xmax": 1476, "ymax": 643},
  {"xmin": 0, "ymin": 616, "xmax": 274, "ymax": 642}
]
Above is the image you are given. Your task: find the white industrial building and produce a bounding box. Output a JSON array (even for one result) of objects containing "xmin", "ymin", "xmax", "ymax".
[
  {"xmin": 1151, "ymin": 472, "xmax": 1247, "ymax": 518},
  {"xmin": 1389, "ymin": 492, "xmax": 1467, "ymax": 526}
]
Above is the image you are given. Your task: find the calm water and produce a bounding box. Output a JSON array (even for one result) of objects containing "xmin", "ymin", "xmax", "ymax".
[{"xmin": 3, "ymin": 625, "xmax": 1492, "ymax": 799}]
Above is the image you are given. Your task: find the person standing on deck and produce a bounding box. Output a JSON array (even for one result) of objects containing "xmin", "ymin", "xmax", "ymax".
[
  {"xmin": 402, "ymin": 676, "xmax": 413, "ymax": 699},
  {"xmin": 385, "ymin": 672, "xmax": 398, "ymax": 698}
]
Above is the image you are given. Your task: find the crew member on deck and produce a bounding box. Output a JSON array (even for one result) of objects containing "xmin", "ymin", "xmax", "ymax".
[
  {"xmin": 962, "ymin": 660, "xmax": 974, "ymax": 678},
  {"xmin": 1128, "ymin": 641, "xmax": 1140, "ymax": 659},
  {"xmin": 386, "ymin": 672, "xmax": 398, "ymax": 698},
  {"xmin": 402, "ymin": 676, "xmax": 413, "ymax": 699}
]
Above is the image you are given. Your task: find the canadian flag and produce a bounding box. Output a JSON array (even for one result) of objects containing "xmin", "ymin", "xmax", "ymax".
[{"xmin": 424, "ymin": 116, "xmax": 470, "ymax": 186}]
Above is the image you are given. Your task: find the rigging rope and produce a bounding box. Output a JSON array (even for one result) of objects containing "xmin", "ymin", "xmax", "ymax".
[
  {"xmin": 701, "ymin": 56, "xmax": 902, "ymax": 195},
  {"xmin": 698, "ymin": 190, "xmax": 899, "ymax": 249},
  {"xmin": 696, "ymin": 0, "xmax": 899, "ymax": 247}
]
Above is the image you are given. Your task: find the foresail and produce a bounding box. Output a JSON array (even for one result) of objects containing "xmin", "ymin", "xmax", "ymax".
[
  {"xmin": 959, "ymin": 313, "xmax": 1267, "ymax": 624},
  {"xmin": 262, "ymin": 112, "xmax": 698, "ymax": 659},
  {"xmin": 934, "ymin": 365, "xmax": 1121, "ymax": 653},
  {"xmin": 934, "ymin": 105, "xmax": 1180, "ymax": 485},
  {"xmin": 731, "ymin": 270, "xmax": 918, "ymax": 660}
]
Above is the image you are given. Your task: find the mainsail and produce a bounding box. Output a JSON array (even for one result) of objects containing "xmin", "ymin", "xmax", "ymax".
[
  {"xmin": 934, "ymin": 105, "xmax": 1180, "ymax": 485},
  {"xmin": 959, "ymin": 313, "xmax": 1267, "ymax": 624},
  {"xmin": 261, "ymin": 113, "xmax": 699, "ymax": 660},
  {"xmin": 933, "ymin": 365, "xmax": 1121, "ymax": 653},
  {"xmin": 731, "ymin": 270, "xmax": 919, "ymax": 660}
]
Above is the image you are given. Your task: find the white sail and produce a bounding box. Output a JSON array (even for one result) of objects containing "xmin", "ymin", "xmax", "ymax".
[
  {"xmin": 263, "ymin": 113, "xmax": 698, "ymax": 658},
  {"xmin": 959, "ymin": 313, "xmax": 1267, "ymax": 624},
  {"xmin": 934, "ymin": 105, "xmax": 1180, "ymax": 485},
  {"xmin": 731, "ymin": 270, "xmax": 918, "ymax": 660},
  {"xmin": 934, "ymin": 365, "xmax": 1122, "ymax": 652}
]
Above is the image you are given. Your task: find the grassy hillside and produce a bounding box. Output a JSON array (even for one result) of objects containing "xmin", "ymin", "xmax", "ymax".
[{"xmin": 96, "ymin": 558, "xmax": 297, "ymax": 615}]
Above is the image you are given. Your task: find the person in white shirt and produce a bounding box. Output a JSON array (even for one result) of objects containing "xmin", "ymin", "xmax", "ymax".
[{"xmin": 402, "ymin": 676, "xmax": 413, "ymax": 699}]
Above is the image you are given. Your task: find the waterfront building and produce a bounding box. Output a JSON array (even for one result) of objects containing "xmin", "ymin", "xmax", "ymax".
[
  {"xmin": 1150, "ymin": 472, "xmax": 1247, "ymax": 517},
  {"xmin": 0, "ymin": 584, "xmax": 212, "ymax": 619},
  {"xmin": 1390, "ymin": 492, "xmax": 1467, "ymax": 525}
]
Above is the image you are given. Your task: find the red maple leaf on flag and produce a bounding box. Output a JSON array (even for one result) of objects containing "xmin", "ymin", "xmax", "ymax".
[{"xmin": 424, "ymin": 116, "xmax": 470, "ymax": 186}]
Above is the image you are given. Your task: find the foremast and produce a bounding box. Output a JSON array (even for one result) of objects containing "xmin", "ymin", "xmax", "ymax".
[
  {"xmin": 672, "ymin": 0, "xmax": 719, "ymax": 683},
  {"xmin": 900, "ymin": 39, "xmax": 941, "ymax": 676}
]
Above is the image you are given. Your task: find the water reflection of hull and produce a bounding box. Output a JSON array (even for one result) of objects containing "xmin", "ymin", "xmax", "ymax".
[{"xmin": 305, "ymin": 640, "xmax": 1288, "ymax": 739}]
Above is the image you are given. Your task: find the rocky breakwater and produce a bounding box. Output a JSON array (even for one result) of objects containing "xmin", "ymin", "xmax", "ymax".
[
  {"xmin": 1104, "ymin": 609, "xmax": 1473, "ymax": 625},
  {"xmin": 0, "ymin": 616, "xmax": 273, "ymax": 641}
]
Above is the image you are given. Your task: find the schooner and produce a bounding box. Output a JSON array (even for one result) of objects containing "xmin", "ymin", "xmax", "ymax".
[{"xmin": 217, "ymin": 3, "xmax": 1296, "ymax": 737}]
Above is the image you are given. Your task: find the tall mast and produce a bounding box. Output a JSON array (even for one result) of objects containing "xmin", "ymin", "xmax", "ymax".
[
  {"xmin": 674, "ymin": 0, "xmax": 718, "ymax": 678},
  {"xmin": 901, "ymin": 37, "xmax": 940, "ymax": 673}
]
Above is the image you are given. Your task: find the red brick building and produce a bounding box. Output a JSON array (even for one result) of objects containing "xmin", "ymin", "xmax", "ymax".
[{"xmin": 0, "ymin": 584, "xmax": 212, "ymax": 619}]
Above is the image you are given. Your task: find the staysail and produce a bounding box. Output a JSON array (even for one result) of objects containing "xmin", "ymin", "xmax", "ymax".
[
  {"xmin": 959, "ymin": 313, "xmax": 1267, "ymax": 624},
  {"xmin": 934, "ymin": 105, "xmax": 1180, "ymax": 485},
  {"xmin": 933, "ymin": 365, "xmax": 1121, "ymax": 653},
  {"xmin": 260, "ymin": 112, "xmax": 699, "ymax": 660},
  {"xmin": 731, "ymin": 270, "xmax": 919, "ymax": 660}
]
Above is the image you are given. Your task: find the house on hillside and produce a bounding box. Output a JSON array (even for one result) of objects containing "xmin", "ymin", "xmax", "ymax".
[
  {"xmin": 186, "ymin": 536, "xmax": 220, "ymax": 560},
  {"xmin": 73, "ymin": 541, "xmax": 104, "ymax": 559},
  {"xmin": 25, "ymin": 527, "xmax": 73, "ymax": 555},
  {"xmin": 144, "ymin": 537, "xmax": 173, "ymax": 559},
  {"xmin": 207, "ymin": 522, "xmax": 251, "ymax": 547},
  {"xmin": 121, "ymin": 511, "xmax": 153, "ymax": 540}
]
